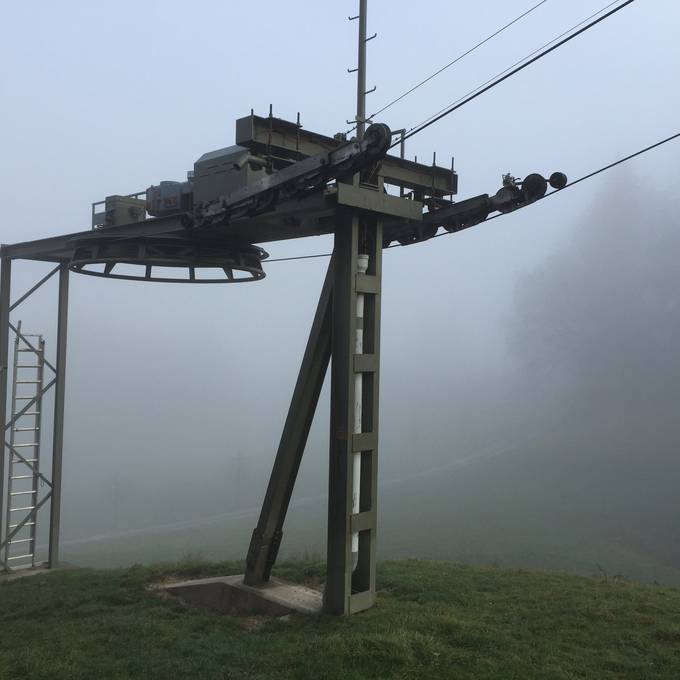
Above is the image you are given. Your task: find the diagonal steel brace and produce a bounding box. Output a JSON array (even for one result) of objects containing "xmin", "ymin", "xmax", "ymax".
[
  {"xmin": 244, "ymin": 257, "xmax": 334, "ymax": 585},
  {"xmin": 0, "ymin": 491, "xmax": 52, "ymax": 568}
]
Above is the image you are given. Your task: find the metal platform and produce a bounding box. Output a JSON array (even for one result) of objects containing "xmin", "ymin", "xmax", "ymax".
[{"xmin": 0, "ymin": 113, "xmax": 454, "ymax": 267}]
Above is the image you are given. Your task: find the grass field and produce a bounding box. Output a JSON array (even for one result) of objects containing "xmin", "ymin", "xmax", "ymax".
[{"xmin": 2, "ymin": 559, "xmax": 680, "ymax": 679}]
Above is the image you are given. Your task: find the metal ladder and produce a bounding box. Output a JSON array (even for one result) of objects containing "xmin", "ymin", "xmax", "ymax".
[{"xmin": 3, "ymin": 321, "xmax": 45, "ymax": 570}]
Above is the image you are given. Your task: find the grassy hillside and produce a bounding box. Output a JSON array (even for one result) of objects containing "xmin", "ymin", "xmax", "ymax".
[
  {"xmin": 2, "ymin": 559, "xmax": 680, "ymax": 679},
  {"xmin": 377, "ymin": 436, "xmax": 680, "ymax": 586},
  {"xmin": 61, "ymin": 435, "xmax": 680, "ymax": 589}
]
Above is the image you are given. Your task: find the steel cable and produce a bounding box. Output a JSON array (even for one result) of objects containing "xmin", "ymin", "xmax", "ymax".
[
  {"xmin": 347, "ymin": 0, "xmax": 551, "ymax": 133},
  {"xmin": 391, "ymin": 0, "xmax": 636, "ymax": 149}
]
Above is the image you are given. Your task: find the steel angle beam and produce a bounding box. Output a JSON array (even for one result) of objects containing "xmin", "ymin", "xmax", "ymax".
[
  {"xmin": 8, "ymin": 324, "xmax": 56, "ymax": 373},
  {"xmin": 0, "ymin": 258, "xmax": 10, "ymax": 556},
  {"xmin": 48, "ymin": 265, "xmax": 69, "ymax": 568},
  {"xmin": 3, "ymin": 439, "xmax": 52, "ymax": 488},
  {"xmin": 4, "ymin": 379, "xmax": 56, "ymax": 433},
  {"xmin": 9, "ymin": 265, "xmax": 60, "ymax": 312},
  {"xmin": 236, "ymin": 113, "xmax": 457, "ymax": 196},
  {"xmin": 244, "ymin": 258, "xmax": 334, "ymax": 586},
  {"xmin": 336, "ymin": 183, "xmax": 422, "ymax": 220}
]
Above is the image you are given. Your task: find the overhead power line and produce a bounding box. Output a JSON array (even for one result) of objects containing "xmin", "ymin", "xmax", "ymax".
[
  {"xmin": 404, "ymin": 0, "xmax": 621, "ymax": 139},
  {"xmin": 266, "ymin": 129, "xmax": 680, "ymax": 263},
  {"xmin": 546, "ymin": 132, "xmax": 680, "ymax": 192},
  {"xmin": 392, "ymin": 0, "xmax": 636, "ymax": 149},
  {"xmin": 266, "ymin": 252, "xmax": 333, "ymax": 263},
  {"xmin": 351, "ymin": 0, "xmax": 550, "ymax": 131}
]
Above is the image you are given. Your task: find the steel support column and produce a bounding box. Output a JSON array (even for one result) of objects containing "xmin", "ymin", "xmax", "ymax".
[
  {"xmin": 48, "ymin": 264, "xmax": 69, "ymax": 568},
  {"xmin": 244, "ymin": 259, "xmax": 334, "ymax": 585},
  {"xmin": 0, "ymin": 257, "xmax": 11, "ymax": 556},
  {"xmin": 325, "ymin": 209, "xmax": 381, "ymax": 615}
]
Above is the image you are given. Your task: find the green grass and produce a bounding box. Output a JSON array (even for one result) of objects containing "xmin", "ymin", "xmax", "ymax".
[{"xmin": 2, "ymin": 559, "xmax": 680, "ymax": 679}]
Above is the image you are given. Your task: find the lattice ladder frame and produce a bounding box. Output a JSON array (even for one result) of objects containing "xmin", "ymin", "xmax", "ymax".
[{"xmin": 3, "ymin": 321, "xmax": 46, "ymax": 569}]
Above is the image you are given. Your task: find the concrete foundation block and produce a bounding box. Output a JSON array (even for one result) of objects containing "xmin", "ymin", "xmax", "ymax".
[{"xmin": 164, "ymin": 574, "xmax": 322, "ymax": 616}]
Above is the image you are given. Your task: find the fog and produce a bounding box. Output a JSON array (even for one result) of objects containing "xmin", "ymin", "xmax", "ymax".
[{"xmin": 1, "ymin": 1, "xmax": 679, "ymax": 584}]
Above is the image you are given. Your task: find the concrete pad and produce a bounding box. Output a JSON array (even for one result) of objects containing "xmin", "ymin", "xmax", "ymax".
[
  {"xmin": 0, "ymin": 562, "xmax": 75, "ymax": 583},
  {"xmin": 164, "ymin": 574, "xmax": 323, "ymax": 616}
]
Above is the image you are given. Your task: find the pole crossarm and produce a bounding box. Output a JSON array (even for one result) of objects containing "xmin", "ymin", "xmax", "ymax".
[
  {"xmin": 9, "ymin": 265, "xmax": 60, "ymax": 312},
  {"xmin": 0, "ymin": 491, "xmax": 52, "ymax": 567}
]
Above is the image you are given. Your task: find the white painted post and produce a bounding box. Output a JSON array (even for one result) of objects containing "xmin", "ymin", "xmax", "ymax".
[{"xmin": 352, "ymin": 253, "xmax": 369, "ymax": 569}]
